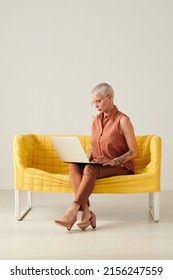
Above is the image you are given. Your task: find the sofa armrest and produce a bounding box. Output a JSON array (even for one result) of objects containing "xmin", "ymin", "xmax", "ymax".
[
  {"xmin": 134, "ymin": 135, "xmax": 161, "ymax": 176},
  {"xmin": 147, "ymin": 135, "xmax": 162, "ymax": 175},
  {"xmin": 13, "ymin": 134, "xmax": 35, "ymax": 169}
]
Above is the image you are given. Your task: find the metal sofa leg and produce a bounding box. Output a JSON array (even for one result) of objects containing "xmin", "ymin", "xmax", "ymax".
[
  {"xmin": 15, "ymin": 190, "xmax": 32, "ymax": 221},
  {"xmin": 149, "ymin": 192, "xmax": 160, "ymax": 222}
]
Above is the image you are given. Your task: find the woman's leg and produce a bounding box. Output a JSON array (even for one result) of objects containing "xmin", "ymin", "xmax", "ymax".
[
  {"xmin": 74, "ymin": 164, "xmax": 130, "ymax": 208},
  {"xmin": 68, "ymin": 163, "xmax": 90, "ymax": 208},
  {"xmin": 55, "ymin": 164, "xmax": 131, "ymax": 230},
  {"xmin": 54, "ymin": 163, "xmax": 90, "ymax": 230},
  {"xmin": 75, "ymin": 165, "xmax": 131, "ymax": 229},
  {"xmin": 68, "ymin": 163, "xmax": 84, "ymax": 196},
  {"xmin": 73, "ymin": 164, "xmax": 97, "ymax": 209},
  {"xmin": 55, "ymin": 164, "xmax": 96, "ymax": 230},
  {"xmin": 98, "ymin": 165, "xmax": 131, "ymax": 179}
]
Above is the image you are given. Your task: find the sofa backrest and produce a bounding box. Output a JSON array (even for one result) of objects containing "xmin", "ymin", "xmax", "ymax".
[{"xmin": 29, "ymin": 134, "xmax": 161, "ymax": 175}]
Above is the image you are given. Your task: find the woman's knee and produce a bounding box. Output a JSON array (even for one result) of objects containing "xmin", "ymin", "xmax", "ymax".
[
  {"xmin": 68, "ymin": 163, "xmax": 83, "ymax": 174},
  {"xmin": 68, "ymin": 163, "xmax": 75, "ymax": 171},
  {"xmin": 83, "ymin": 164, "xmax": 97, "ymax": 177}
]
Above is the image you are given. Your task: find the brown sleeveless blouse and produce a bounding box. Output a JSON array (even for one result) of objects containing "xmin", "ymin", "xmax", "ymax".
[{"xmin": 91, "ymin": 105, "xmax": 134, "ymax": 172}]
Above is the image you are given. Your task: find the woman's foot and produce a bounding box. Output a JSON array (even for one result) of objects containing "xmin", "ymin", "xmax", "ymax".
[
  {"xmin": 54, "ymin": 201, "xmax": 80, "ymax": 230},
  {"xmin": 77, "ymin": 206, "xmax": 96, "ymax": 230}
]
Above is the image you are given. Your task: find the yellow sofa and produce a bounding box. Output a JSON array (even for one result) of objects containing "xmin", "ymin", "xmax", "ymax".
[{"xmin": 13, "ymin": 134, "xmax": 161, "ymax": 221}]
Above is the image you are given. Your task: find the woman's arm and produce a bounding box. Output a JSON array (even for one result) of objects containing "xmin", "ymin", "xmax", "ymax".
[
  {"xmin": 113, "ymin": 116, "xmax": 138, "ymax": 166},
  {"xmin": 100, "ymin": 116, "xmax": 138, "ymax": 167}
]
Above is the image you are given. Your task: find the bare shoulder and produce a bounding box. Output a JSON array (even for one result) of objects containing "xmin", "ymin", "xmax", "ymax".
[{"xmin": 120, "ymin": 115, "xmax": 133, "ymax": 128}]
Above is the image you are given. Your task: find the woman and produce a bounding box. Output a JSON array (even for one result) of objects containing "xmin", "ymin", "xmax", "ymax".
[{"xmin": 55, "ymin": 83, "xmax": 138, "ymax": 230}]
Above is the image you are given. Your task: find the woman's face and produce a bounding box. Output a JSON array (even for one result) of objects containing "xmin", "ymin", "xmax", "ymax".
[{"xmin": 91, "ymin": 93, "xmax": 112, "ymax": 113}]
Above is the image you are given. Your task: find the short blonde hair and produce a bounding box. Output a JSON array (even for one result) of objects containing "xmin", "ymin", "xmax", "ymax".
[{"xmin": 91, "ymin": 83, "xmax": 114, "ymax": 98}]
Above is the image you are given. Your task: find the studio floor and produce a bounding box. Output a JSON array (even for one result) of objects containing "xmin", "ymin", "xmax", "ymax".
[{"xmin": 0, "ymin": 190, "xmax": 173, "ymax": 260}]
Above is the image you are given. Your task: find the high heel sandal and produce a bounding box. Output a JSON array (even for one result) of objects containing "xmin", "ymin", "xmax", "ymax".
[
  {"xmin": 54, "ymin": 201, "xmax": 79, "ymax": 231},
  {"xmin": 77, "ymin": 211, "xmax": 96, "ymax": 230},
  {"xmin": 54, "ymin": 216, "xmax": 77, "ymax": 231}
]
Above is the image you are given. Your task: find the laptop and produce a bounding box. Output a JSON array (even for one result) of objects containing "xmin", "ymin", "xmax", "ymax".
[{"xmin": 51, "ymin": 136, "xmax": 99, "ymax": 164}]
